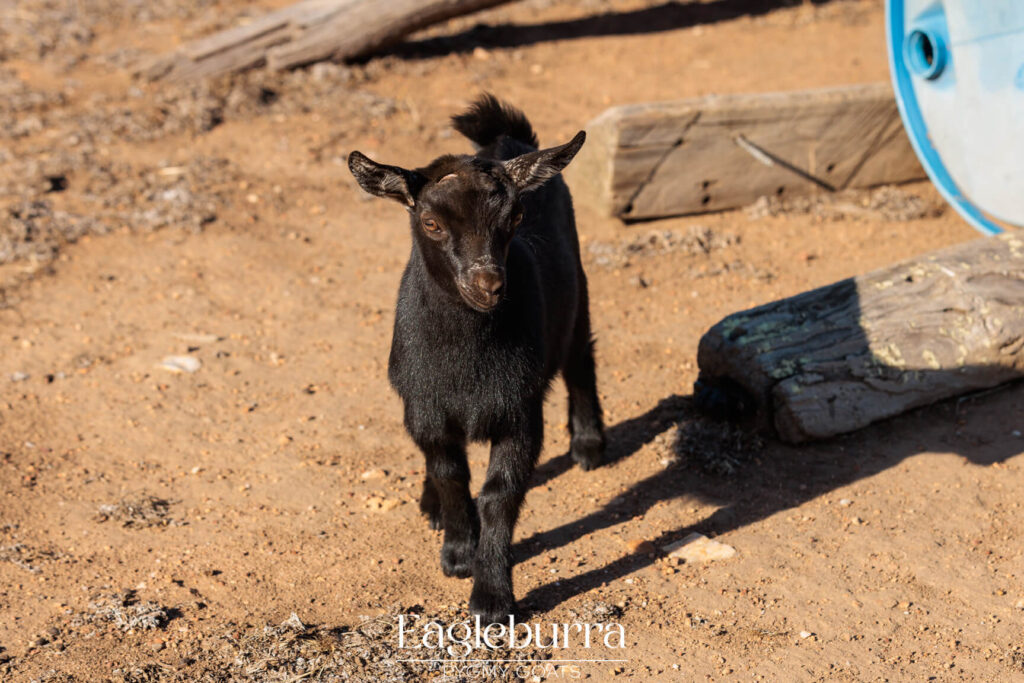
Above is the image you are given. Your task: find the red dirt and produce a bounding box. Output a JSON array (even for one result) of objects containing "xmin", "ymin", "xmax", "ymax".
[{"xmin": 2, "ymin": 0, "xmax": 1022, "ymax": 681}]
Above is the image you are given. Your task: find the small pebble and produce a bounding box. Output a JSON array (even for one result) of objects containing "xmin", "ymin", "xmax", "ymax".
[
  {"xmin": 365, "ymin": 496, "xmax": 400, "ymax": 512},
  {"xmin": 10, "ymin": 371, "xmax": 29, "ymax": 382},
  {"xmin": 159, "ymin": 355, "xmax": 201, "ymax": 374},
  {"xmin": 361, "ymin": 468, "xmax": 388, "ymax": 481},
  {"xmin": 662, "ymin": 533, "xmax": 736, "ymax": 563},
  {"xmin": 839, "ymin": 498, "xmax": 852, "ymax": 506},
  {"xmin": 799, "ymin": 631, "xmax": 812, "ymax": 639},
  {"xmin": 626, "ymin": 539, "xmax": 655, "ymax": 555}
]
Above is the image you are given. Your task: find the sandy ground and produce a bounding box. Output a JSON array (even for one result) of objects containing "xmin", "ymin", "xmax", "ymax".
[{"xmin": 2, "ymin": 0, "xmax": 1023, "ymax": 680}]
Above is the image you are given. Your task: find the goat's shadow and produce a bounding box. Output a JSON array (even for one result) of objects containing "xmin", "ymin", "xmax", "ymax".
[
  {"xmin": 517, "ymin": 380, "xmax": 1024, "ymax": 615},
  {"xmin": 530, "ymin": 393, "xmax": 690, "ymax": 490},
  {"xmin": 381, "ymin": 0, "xmax": 836, "ymax": 61}
]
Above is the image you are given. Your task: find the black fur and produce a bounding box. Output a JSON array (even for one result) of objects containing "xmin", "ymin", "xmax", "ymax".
[
  {"xmin": 348, "ymin": 94, "xmax": 606, "ymax": 623},
  {"xmin": 451, "ymin": 92, "xmax": 540, "ymax": 149}
]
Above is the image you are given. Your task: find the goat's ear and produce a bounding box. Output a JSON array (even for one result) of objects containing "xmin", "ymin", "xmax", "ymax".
[
  {"xmin": 348, "ymin": 151, "xmax": 425, "ymax": 207},
  {"xmin": 503, "ymin": 131, "xmax": 586, "ymax": 192}
]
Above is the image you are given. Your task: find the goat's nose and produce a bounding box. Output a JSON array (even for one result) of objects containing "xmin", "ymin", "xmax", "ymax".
[{"xmin": 471, "ymin": 269, "xmax": 504, "ymax": 300}]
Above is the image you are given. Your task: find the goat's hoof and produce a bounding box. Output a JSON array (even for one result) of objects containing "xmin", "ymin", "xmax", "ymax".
[
  {"xmin": 469, "ymin": 590, "xmax": 515, "ymax": 625},
  {"xmin": 570, "ymin": 433, "xmax": 606, "ymax": 471},
  {"xmin": 441, "ymin": 543, "xmax": 476, "ymax": 578}
]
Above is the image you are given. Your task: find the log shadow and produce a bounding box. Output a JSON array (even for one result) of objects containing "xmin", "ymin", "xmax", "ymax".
[
  {"xmin": 518, "ymin": 379, "xmax": 1024, "ymax": 614},
  {"xmin": 381, "ymin": 0, "xmax": 835, "ymax": 61}
]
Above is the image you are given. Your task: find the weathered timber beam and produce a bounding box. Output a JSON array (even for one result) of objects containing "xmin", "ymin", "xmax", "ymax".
[
  {"xmin": 695, "ymin": 233, "xmax": 1024, "ymax": 443},
  {"xmin": 141, "ymin": 0, "xmax": 519, "ymax": 82},
  {"xmin": 565, "ymin": 83, "xmax": 925, "ymax": 220}
]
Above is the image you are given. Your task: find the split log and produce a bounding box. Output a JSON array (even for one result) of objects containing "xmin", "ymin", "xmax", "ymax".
[
  {"xmin": 142, "ymin": 0, "xmax": 519, "ymax": 82},
  {"xmin": 565, "ymin": 84, "xmax": 924, "ymax": 220},
  {"xmin": 695, "ymin": 233, "xmax": 1024, "ymax": 443}
]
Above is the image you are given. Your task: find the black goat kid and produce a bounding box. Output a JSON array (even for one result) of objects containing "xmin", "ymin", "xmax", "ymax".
[{"xmin": 348, "ymin": 95, "xmax": 605, "ymax": 623}]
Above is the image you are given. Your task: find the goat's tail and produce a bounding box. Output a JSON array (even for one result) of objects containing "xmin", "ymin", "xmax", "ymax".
[{"xmin": 451, "ymin": 93, "xmax": 539, "ymax": 150}]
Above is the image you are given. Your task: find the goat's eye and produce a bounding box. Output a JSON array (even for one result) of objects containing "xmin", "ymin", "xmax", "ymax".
[
  {"xmin": 512, "ymin": 211, "xmax": 523, "ymax": 226},
  {"xmin": 421, "ymin": 217, "xmax": 442, "ymax": 234}
]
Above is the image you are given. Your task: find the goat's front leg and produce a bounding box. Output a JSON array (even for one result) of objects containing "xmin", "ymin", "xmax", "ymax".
[
  {"xmin": 470, "ymin": 404, "xmax": 543, "ymax": 623},
  {"xmin": 420, "ymin": 436, "xmax": 478, "ymax": 578}
]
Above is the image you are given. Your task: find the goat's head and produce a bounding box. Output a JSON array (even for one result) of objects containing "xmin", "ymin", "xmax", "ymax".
[{"xmin": 348, "ymin": 131, "xmax": 585, "ymax": 312}]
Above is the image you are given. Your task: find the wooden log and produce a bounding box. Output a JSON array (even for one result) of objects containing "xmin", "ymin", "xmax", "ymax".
[
  {"xmin": 695, "ymin": 233, "xmax": 1024, "ymax": 443},
  {"xmin": 141, "ymin": 0, "xmax": 519, "ymax": 82},
  {"xmin": 565, "ymin": 84, "xmax": 925, "ymax": 220}
]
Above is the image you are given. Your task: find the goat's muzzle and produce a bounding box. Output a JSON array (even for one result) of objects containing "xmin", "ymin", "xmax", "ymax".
[{"xmin": 459, "ymin": 266, "xmax": 505, "ymax": 312}]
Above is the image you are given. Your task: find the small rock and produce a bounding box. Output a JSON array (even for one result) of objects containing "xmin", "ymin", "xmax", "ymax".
[
  {"xmin": 10, "ymin": 371, "xmax": 29, "ymax": 382},
  {"xmin": 799, "ymin": 631, "xmax": 812, "ymax": 639},
  {"xmin": 365, "ymin": 495, "xmax": 400, "ymax": 512},
  {"xmin": 472, "ymin": 46, "xmax": 491, "ymax": 61},
  {"xmin": 360, "ymin": 468, "xmax": 388, "ymax": 481},
  {"xmin": 282, "ymin": 612, "xmax": 306, "ymax": 631},
  {"xmin": 839, "ymin": 498, "xmax": 852, "ymax": 507},
  {"xmin": 626, "ymin": 539, "xmax": 655, "ymax": 555},
  {"xmin": 662, "ymin": 533, "xmax": 736, "ymax": 563},
  {"xmin": 159, "ymin": 355, "xmax": 201, "ymax": 374}
]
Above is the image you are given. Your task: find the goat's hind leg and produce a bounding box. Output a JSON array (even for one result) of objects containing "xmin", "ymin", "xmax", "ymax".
[
  {"xmin": 419, "ymin": 433, "xmax": 478, "ymax": 577},
  {"xmin": 563, "ymin": 288, "xmax": 606, "ymax": 471},
  {"xmin": 419, "ymin": 476, "xmax": 442, "ymax": 530}
]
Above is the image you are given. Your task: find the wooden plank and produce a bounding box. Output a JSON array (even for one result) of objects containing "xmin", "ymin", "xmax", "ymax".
[
  {"xmin": 565, "ymin": 84, "xmax": 925, "ymax": 220},
  {"xmin": 694, "ymin": 233, "xmax": 1024, "ymax": 443},
  {"xmin": 141, "ymin": 0, "xmax": 520, "ymax": 82}
]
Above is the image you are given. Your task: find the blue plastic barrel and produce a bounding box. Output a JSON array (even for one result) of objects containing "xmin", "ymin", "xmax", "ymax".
[{"xmin": 886, "ymin": 1, "xmax": 1024, "ymax": 234}]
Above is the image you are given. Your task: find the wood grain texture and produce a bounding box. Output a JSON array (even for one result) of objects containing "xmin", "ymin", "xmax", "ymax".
[
  {"xmin": 141, "ymin": 0, "xmax": 518, "ymax": 82},
  {"xmin": 696, "ymin": 233, "xmax": 1024, "ymax": 443},
  {"xmin": 565, "ymin": 84, "xmax": 925, "ymax": 220}
]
